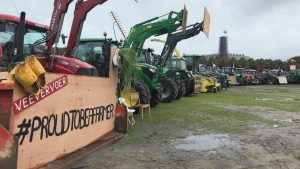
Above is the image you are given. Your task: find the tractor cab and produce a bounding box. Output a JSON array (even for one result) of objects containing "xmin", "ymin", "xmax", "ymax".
[
  {"xmin": 234, "ymin": 68, "xmax": 245, "ymax": 76},
  {"xmin": 221, "ymin": 67, "xmax": 234, "ymax": 75},
  {"xmin": 141, "ymin": 48, "xmax": 157, "ymax": 65},
  {"xmin": 198, "ymin": 64, "xmax": 206, "ymax": 74},
  {"xmin": 0, "ymin": 14, "xmax": 48, "ymax": 70},
  {"xmin": 246, "ymin": 69, "xmax": 256, "ymax": 75},
  {"xmin": 261, "ymin": 69, "xmax": 271, "ymax": 76},
  {"xmin": 166, "ymin": 57, "xmax": 187, "ymax": 70},
  {"xmin": 75, "ymin": 38, "xmax": 120, "ymax": 77}
]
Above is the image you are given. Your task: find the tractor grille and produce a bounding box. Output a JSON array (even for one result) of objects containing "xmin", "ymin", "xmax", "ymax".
[{"xmin": 77, "ymin": 68, "xmax": 99, "ymax": 77}]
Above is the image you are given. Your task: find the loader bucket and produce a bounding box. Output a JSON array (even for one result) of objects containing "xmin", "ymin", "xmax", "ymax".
[
  {"xmin": 203, "ymin": 6, "xmax": 211, "ymax": 38},
  {"xmin": 182, "ymin": 5, "xmax": 188, "ymax": 32},
  {"xmin": 0, "ymin": 124, "xmax": 18, "ymax": 169}
]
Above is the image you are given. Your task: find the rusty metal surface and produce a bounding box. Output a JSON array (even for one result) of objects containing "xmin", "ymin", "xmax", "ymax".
[
  {"xmin": 115, "ymin": 103, "xmax": 128, "ymax": 133},
  {"xmin": 0, "ymin": 83, "xmax": 14, "ymax": 90},
  {"xmin": 0, "ymin": 124, "xmax": 18, "ymax": 169},
  {"xmin": 0, "ymin": 88, "xmax": 13, "ymax": 129}
]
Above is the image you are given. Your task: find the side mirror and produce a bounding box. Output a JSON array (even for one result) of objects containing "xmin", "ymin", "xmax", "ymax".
[
  {"xmin": 0, "ymin": 43, "xmax": 3, "ymax": 60},
  {"xmin": 61, "ymin": 34, "xmax": 67, "ymax": 45},
  {"xmin": 103, "ymin": 32, "xmax": 108, "ymax": 41}
]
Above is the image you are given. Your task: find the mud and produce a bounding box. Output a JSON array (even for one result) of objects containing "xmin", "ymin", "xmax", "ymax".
[
  {"xmin": 173, "ymin": 134, "xmax": 231, "ymax": 152},
  {"xmin": 72, "ymin": 86, "xmax": 300, "ymax": 169}
]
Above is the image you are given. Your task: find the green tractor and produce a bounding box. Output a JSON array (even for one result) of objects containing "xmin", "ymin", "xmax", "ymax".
[
  {"xmin": 287, "ymin": 69, "xmax": 300, "ymax": 84},
  {"xmin": 152, "ymin": 7, "xmax": 210, "ymax": 98},
  {"xmin": 121, "ymin": 7, "xmax": 189, "ymax": 106},
  {"xmin": 165, "ymin": 57, "xmax": 194, "ymax": 97},
  {"xmin": 74, "ymin": 8, "xmax": 188, "ymax": 107}
]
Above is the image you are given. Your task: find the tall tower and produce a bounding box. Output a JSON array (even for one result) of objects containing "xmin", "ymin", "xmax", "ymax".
[{"xmin": 219, "ymin": 35, "xmax": 228, "ymax": 58}]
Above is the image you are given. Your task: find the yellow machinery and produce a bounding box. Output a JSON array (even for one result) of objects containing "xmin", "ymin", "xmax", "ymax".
[
  {"xmin": 13, "ymin": 55, "xmax": 46, "ymax": 95},
  {"xmin": 120, "ymin": 87, "xmax": 139, "ymax": 107},
  {"xmin": 194, "ymin": 74, "xmax": 221, "ymax": 93}
]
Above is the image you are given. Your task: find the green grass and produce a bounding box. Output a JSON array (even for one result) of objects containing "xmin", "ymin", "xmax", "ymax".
[
  {"xmin": 295, "ymin": 156, "xmax": 300, "ymax": 161},
  {"xmin": 123, "ymin": 85, "xmax": 300, "ymax": 144},
  {"xmin": 199, "ymin": 91, "xmax": 300, "ymax": 112}
]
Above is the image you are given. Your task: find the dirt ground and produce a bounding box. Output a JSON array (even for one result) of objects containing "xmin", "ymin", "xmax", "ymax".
[{"xmin": 71, "ymin": 85, "xmax": 300, "ymax": 169}]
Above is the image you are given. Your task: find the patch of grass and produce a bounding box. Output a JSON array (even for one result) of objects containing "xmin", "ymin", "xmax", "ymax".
[
  {"xmin": 295, "ymin": 156, "xmax": 300, "ymax": 161},
  {"xmin": 123, "ymin": 85, "xmax": 300, "ymax": 144},
  {"xmin": 123, "ymin": 125, "xmax": 144, "ymax": 144},
  {"xmin": 192, "ymin": 106, "xmax": 274, "ymax": 133},
  {"xmin": 198, "ymin": 90, "xmax": 300, "ymax": 112}
]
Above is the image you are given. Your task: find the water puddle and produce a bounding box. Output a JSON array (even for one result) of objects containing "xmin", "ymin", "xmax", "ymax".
[
  {"xmin": 173, "ymin": 134, "xmax": 231, "ymax": 152},
  {"xmin": 280, "ymin": 98, "xmax": 294, "ymax": 102},
  {"xmin": 255, "ymin": 97, "xmax": 273, "ymax": 101}
]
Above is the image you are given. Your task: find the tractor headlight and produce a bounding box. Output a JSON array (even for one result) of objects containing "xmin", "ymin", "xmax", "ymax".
[{"xmin": 149, "ymin": 68, "xmax": 156, "ymax": 73}]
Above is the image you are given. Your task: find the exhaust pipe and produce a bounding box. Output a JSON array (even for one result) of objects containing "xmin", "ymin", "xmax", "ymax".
[{"xmin": 12, "ymin": 12, "xmax": 26, "ymax": 63}]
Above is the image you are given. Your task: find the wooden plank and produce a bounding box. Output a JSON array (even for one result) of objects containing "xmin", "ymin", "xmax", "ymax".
[{"xmin": 9, "ymin": 49, "xmax": 118, "ymax": 169}]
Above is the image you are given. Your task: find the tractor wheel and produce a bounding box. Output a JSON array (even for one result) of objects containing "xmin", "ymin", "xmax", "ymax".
[
  {"xmin": 133, "ymin": 80, "xmax": 151, "ymax": 104},
  {"xmin": 185, "ymin": 78, "xmax": 195, "ymax": 96},
  {"xmin": 150, "ymin": 87, "xmax": 162, "ymax": 107},
  {"xmin": 160, "ymin": 77, "xmax": 178, "ymax": 103},
  {"xmin": 175, "ymin": 80, "xmax": 185, "ymax": 100}
]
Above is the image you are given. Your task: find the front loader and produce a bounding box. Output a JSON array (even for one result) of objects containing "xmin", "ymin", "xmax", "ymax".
[
  {"xmin": 151, "ymin": 7, "xmax": 210, "ymax": 99},
  {"xmin": 61, "ymin": 3, "xmax": 187, "ymax": 108},
  {"xmin": 122, "ymin": 7, "xmax": 188, "ymax": 105}
]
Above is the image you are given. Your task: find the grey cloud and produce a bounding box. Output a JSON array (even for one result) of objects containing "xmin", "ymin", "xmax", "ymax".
[{"xmin": 1, "ymin": 0, "xmax": 299, "ymax": 60}]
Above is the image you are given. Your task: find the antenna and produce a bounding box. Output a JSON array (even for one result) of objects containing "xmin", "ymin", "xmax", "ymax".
[
  {"xmin": 110, "ymin": 11, "xmax": 127, "ymax": 39},
  {"xmin": 10, "ymin": 0, "xmax": 20, "ymax": 15}
]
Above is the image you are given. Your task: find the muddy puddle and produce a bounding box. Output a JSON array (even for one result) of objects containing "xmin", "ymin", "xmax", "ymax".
[{"xmin": 173, "ymin": 134, "xmax": 232, "ymax": 152}]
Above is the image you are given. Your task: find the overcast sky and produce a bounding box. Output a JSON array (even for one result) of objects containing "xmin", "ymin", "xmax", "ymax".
[{"xmin": 1, "ymin": 0, "xmax": 300, "ymax": 60}]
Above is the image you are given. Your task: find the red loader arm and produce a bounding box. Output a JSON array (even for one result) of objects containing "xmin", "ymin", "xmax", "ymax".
[
  {"xmin": 45, "ymin": 0, "xmax": 75, "ymax": 55},
  {"xmin": 65, "ymin": 0, "xmax": 108, "ymax": 57}
]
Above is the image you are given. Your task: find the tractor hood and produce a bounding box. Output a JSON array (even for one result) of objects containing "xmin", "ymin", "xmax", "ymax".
[{"xmin": 136, "ymin": 63, "xmax": 157, "ymax": 70}]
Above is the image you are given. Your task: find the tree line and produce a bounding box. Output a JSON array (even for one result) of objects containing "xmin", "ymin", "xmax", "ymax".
[{"xmin": 186, "ymin": 55, "xmax": 300, "ymax": 71}]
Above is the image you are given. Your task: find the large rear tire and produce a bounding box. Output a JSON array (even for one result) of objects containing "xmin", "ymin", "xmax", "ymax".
[
  {"xmin": 185, "ymin": 78, "xmax": 195, "ymax": 96},
  {"xmin": 175, "ymin": 80, "xmax": 185, "ymax": 100},
  {"xmin": 160, "ymin": 77, "xmax": 178, "ymax": 103},
  {"xmin": 133, "ymin": 81, "xmax": 151, "ymax": 104},
  {"xmin": 150, "ymin": 88, "xmax": 162, "ymax": 107}
]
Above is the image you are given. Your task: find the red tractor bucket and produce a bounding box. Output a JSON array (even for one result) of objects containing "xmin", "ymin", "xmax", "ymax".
[{"xmin": 0, "ymin": 124, "xmax": 18, "ymax": 169}]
